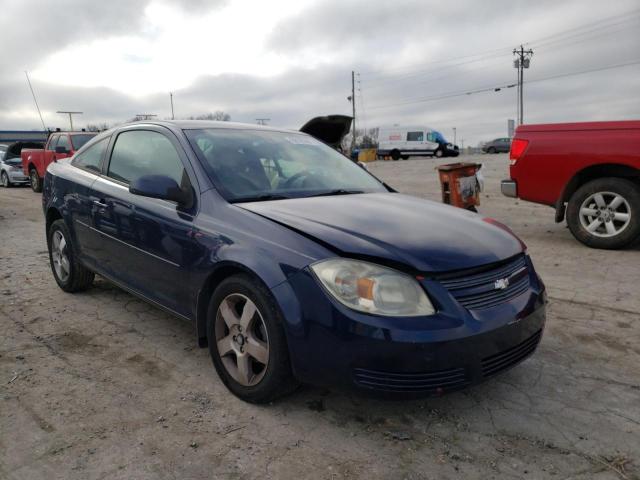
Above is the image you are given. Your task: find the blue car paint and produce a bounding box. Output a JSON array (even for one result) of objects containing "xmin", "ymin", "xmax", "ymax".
[{"xmin": 43, "ymin": 121, "xmax": 546, "ymax": 397}]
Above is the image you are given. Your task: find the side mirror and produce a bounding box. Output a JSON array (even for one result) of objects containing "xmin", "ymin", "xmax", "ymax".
[
  {"xmin": 55, "ymin": 145, "xmax": 69, "ymax": 154},
  {"xmin": 129, "ymin": 174, "xmax": 192, "ymax": 206}
]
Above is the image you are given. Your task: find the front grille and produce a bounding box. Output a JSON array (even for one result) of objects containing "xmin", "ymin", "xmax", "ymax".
[
  {"xmin": 353, "ymin": 366, "xmax": 470, "ymax": 393},
  {"xmin": 437, "ymin": 254, "xmax": 530, "ymax": 310},
  {"xmin": 481, "ymin": 330, "xmax": 542, "ymax": 377}
]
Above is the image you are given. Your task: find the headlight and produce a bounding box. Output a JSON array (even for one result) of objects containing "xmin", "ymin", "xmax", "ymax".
[{"xmin": 311, "ymin": 259, "xmax": 435, "ymax": 317}]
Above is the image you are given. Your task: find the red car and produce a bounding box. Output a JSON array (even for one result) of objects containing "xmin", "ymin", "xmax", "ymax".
[
  {"xmin": 22, "ymin": 131, "xmax": 96, "ymax": 192},
  {"xmin": 501, "ymin": 120, "xmax": 640, "ymax": 249}
]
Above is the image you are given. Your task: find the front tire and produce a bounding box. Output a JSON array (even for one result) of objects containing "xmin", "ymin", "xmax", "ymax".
[
  {"xmin": 566, "ymin": 177, "xmax": 640, "ymax": 250},
  {"xmin": 487, "ymin": 147, "xmax": 497, "ymax": 154},
  {"xmin": 30, "ymin": 168, "xmax": 42, "ymax": 192},
  {"xmin": 390, "ymin": 150, "xmax": 401, "ymax": 161},
  {"xmin": 47, "ymin": 219, "xmax": 94, "ymax": 292},
  {"xmin": 1, "ymin": 171, "xmax": 11, "ymax": 188},
  {"xmin": 207, "ymin": 274, "xmax": 298, "ymax": 403},
  {"xmin": 434, "ymin": 149, "xmax": 444, "ymax": 158}
]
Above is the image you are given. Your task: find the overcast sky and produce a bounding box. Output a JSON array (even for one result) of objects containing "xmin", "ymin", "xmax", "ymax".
[{"xmin": 1, "ymin": 0, "xmax": 638, "ymax": 145}]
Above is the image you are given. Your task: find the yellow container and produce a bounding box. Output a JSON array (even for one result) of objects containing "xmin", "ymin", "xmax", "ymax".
[{"xmin": 358, "ymin": 148, "xmax": 377, "ymax": 162}]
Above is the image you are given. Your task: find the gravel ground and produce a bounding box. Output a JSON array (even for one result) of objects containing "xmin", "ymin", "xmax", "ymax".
[{"xmin": 1, "ymin": 153, "xmax": 639, "ymax": 480}]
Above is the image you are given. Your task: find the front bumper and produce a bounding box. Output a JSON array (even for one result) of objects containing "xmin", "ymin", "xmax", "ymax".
[
  {"xmin": 275, "ymin": 262, "xmax": 546, "ymax": 398},
  {"xmin": 501, "ymin": 179, "xmax": 517, "ymax": 198},
  {"xmin": 7, "ymin": 168, "xmax": 29, "ymax": 183}
]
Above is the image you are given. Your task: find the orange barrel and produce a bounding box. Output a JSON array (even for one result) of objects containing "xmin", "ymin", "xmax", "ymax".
[{"xmin": 436, "ymin": 162, "xmax": 482, "ymax": 210}]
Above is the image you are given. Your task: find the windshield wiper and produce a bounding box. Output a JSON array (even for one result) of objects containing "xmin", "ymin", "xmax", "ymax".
[
  {"xmin": 305, "ymin": 189, "xmax": 365, "ymax": 198},
  {"xmin": 230, "ymin": 194, "xmax": 291, "ymax": 203}
]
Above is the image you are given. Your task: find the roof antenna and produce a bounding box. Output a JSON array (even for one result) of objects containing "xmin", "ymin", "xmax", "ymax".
[{"xmin": 25, "ymin": 71, "xmax": 47, "ymax": 131}]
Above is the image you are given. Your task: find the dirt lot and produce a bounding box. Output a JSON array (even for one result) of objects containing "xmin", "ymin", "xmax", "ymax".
[{"xmin": 1, "ymin": 154, "xmax": 639, "ymax": 480}]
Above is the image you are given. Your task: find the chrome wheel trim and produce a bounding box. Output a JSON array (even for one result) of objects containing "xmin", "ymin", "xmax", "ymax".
[
  {"xmin": 579, "ymin": 191, "xmax": 631, "ymax": 238},
  {"xmin": 51, "ymin": 230, "xmax": 71, "ymax": 283},
  {"xmin": 215, "ymin": 293, "xmax": 269, "ymax": 387},
  {"xmin": 30, "ymin": 171, "xmax": 38, "ymax": 189},
  {"xmin": 1, "ymin": 172, "xmax": 8, "ymax": 187}
]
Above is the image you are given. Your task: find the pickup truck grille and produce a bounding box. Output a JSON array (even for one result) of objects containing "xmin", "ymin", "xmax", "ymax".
[{"xmin": 437, "ymin": 255, "xmax": 530, "ymax": 310}]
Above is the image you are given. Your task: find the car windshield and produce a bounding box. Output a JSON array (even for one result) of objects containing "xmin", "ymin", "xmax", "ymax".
[
  {"xmin": 71, "ymin": 134, "xmax": 96, "ymax": 150},
  {"xmin": 185, "ymin": 128, "xmax": 387, "ymax": 202}
]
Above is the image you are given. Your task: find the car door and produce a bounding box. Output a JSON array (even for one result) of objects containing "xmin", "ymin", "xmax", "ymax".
[
  {"xmin": 90, "ymin": 127, "xmax": 198, "ymax": 317},
  {"xmin": 68, "ymin": 136, "xmax": 110, "ymax": 264}
]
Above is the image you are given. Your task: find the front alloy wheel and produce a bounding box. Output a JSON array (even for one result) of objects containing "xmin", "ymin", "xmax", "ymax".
[
  {"xmin": 1, "ymin": 172, "xmax": 10, "ymax": 188},
  {"xmin": 30, "ymin": 169, "xmax": 42, "ymax": 192},
  {"xmin": 215, "ymin": 293, "xmax": 269, "ymax": 387},
  {"xmin": 207, "ymin": 274, "xmax": 297, "ymax": 403}
]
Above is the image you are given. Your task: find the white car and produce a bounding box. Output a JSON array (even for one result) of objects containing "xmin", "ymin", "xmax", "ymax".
[{"xmin": 1, "ymin": 142, "xmax": 33, "ymax": 187}]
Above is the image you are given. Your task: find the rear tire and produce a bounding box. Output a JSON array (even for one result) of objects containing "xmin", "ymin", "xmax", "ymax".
[
  {"xmin": 390, "ymin": 150, "xmax": 401, "ymax": 161},
  {"xmin": 401, "ymin": 155, "xmax": 409, "ymax": 160},
  {"xmin": 30, "ymin": 168, "xmax": 42, "ymax": 192},
  {"xmin": 207, "ymin": 274, "xmax": 298, "ymax": 403},
  {"xmin": 1, "ymin": 172, "xmax": 11, "ymax": 188},
  {"xmin": 47, "ymin": 219, "xmax": 94, "ymax": 292},
  {"xmin": 566, "ymin": 177, "xmax": 640, "ymax": 250}
]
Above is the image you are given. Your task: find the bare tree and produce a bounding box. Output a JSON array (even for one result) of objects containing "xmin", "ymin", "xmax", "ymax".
[
  {"xmin": 85, "ymin": 122, "xmax": 110, "ymax": 132},
  {"xmin": 188, "ymin": 111, "xmax": 231, "ymax": 121}
]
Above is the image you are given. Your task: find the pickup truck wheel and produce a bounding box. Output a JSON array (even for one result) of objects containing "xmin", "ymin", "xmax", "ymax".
[
  {"xmin": 30, "ymin": 168, "xmax": 42, "ymax": 192},
  {"xmin": 1, "ymin": 172, "xmax": 11, "ymax": 188},
  {"xmin": 47, "ymin": 219, "xmax": 94, "ymax": 292},
  {"xmin": 206, "ymin": 274, "xmax": 298, "ymax": 403},
  {"xmin": 566, "ymin": 178, "xmax": 640, "ymax": 250}
]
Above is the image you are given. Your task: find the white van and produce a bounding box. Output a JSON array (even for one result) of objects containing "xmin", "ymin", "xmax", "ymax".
[{"xmin": 377, "ymin": 126, "xmax": 459, "ymax": 160}]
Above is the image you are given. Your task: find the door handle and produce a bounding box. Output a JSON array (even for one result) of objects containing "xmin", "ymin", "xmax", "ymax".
[{"xmin": 93, "ymin": 200, "xmax": 109, "ymax": 208}]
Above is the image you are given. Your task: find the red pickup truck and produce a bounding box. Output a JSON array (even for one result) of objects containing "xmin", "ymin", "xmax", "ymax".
[
  {"xmin": 501, "ymin": 120, "xmax": 640, "ymax": 249},
  {"xmin": 22, "ymin": 131, "xmax": 96, "ymax": 192}
]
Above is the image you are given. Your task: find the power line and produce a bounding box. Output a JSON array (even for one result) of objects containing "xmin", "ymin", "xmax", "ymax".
[{"xmin": 366, "ymin": 59, "xmax": 640, "ymax": 110}]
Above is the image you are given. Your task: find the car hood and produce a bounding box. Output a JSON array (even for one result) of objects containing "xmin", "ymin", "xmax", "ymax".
[
  {"xmin": 238, "ymin": 193, "xmax": 523, "ymax": 272},
  {"xmin": 300, "ymin": 115, "xmax": 352, "ymax": 148}
]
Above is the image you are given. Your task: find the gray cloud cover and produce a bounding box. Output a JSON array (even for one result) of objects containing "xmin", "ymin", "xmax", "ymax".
[{"xmin": 1, "ymin": 0, "xmax": 638, "ymax": 145}]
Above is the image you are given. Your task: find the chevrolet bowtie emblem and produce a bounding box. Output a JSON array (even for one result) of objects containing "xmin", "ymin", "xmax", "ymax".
[{"xmin": 494, "ymin": 278, "xmax": 510, "ymax": 290}]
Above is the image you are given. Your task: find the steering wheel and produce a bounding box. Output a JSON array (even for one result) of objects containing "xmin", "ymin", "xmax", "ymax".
[{"xmin": 283, "ymin": 169, "xmax": 324, "ymax": 189}]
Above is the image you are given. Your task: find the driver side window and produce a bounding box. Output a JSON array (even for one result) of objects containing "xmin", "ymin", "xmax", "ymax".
[{"xmin": 108, "ymin": 130, "xmax": 185, "ymax": 186}]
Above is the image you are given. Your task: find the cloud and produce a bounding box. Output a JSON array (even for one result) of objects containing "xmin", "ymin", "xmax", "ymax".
[{"xmin": 1, "ymin": 0, "xmax": 638, "ymax": 145}]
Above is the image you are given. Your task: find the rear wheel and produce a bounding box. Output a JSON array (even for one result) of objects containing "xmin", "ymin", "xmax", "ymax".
[
  {"xmin": 47, "ymin": 219, "xmax": 94, "ymax": 291},
  {"xmin": 30, "ymin": 168, "xmax": 42, "ymax": 192},
  {"xmin": 487, "ymin": 147, "xmax": 497, "ymax": 154},
  {"xmin": 401, "ymin": 155, "xmax": 409, "ymax": 160},
  {"xmin": 566, "ymin": 177, "xmax": 640, "ymax": 249},
  {"xmin": 390, "ymin": 150, "xmax": 401, "ymax": 161},
  {"xmin": 207, "ymin": 274, "xmax": 298, "ymax": 403},
  {"xmin": 1, "ymin": 171, "xmax": 11, "ymax": 188}
]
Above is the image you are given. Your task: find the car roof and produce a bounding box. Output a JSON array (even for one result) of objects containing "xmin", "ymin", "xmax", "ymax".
[{"xmin": 125, "ymin": 119, "xmax": 301, "ymax": 134}]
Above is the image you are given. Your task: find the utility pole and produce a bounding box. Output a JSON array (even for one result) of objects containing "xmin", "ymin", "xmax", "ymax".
[
  {"xmin": 349, "ymin": 71, "xmax": 356, "ymax": 151},
  {"xmin": 513, "ymin": 45, "xmax": 533, "ymax": 125},
  {"xmin": 57, "ymin": 111, "xmax": 83, "ymax": 131},
  {"xmin": 453, "ymin": 127, "xmax": 457, "ymax": 146},
  {"xmin": 170, "ymin": 92, "xmax": 175, "ymax": 120},
  {"xmin": 255, "ymin": 118, "xmax": 270, "ymax": 125}
]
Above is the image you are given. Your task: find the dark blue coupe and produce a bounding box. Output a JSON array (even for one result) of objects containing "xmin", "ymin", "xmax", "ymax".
[{"xmin": 43, "ymin": 120, "xmax": 546, "ymax": 403}]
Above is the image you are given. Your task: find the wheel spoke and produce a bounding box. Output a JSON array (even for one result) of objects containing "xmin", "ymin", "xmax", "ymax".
[
  {"xmin": 245, "ymin": 338, "xmax": 268, "ymax": 365},
  {"xmin": 608, "ymin": 195, "xmax": 624, "ymax": 210},
  {"xmin": 52, "ymin": 233, "xmax": 60, "ymax": 250},
  {"xmin": 593, "ymin": 194, "xmax": 606, "ymax": 208},
  {"xmin": 236, "ymin": 354, "xmax": 252, "ymax": 385},
  {"xmin": 580, "ymin": 207, "xmax": 598, "ymax": 217},
  {"xmin": 60, "ymin": 256, "xmax": 70, "ymax": 274},
  {"xmin": 605, "ymin": 221, "xmax": 616, "ymax": 236},
  {"xmin": 239, "ymin": 300, "xmax": 257, "ymax": 330},
  {"xmin": 587, "ymin": 218, "xmax": 602, "ymax": 232},
  {"xmin": 59, "ymin": 236, "xmax": 67, "ymax": 253},
  {"xmin": 217, "ymin": 335, "xmax": 235, "ymax": 356},
  {"xmin": 613, "ymin": 212, "xmax": 630, "ymax": 222},
  {"xmin": 219, "ymin": 298, "xmax": 240, "ymax": 329}
]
